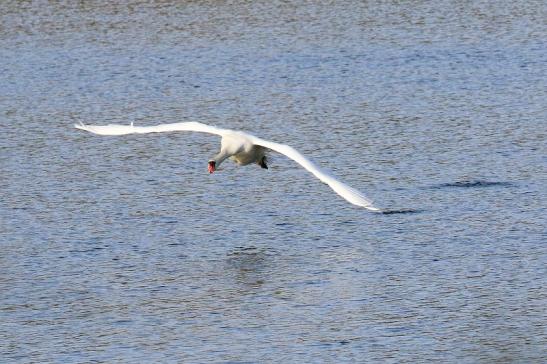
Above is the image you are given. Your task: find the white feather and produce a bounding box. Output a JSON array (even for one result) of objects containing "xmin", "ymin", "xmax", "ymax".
[{"xmin": 75, "ymin": 121, "xmax": 380, "ymax": 211}]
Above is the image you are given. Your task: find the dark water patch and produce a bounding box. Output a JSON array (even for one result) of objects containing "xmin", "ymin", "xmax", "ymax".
[
  {"xmin": 430, "ymin": 180, "xmax": 514, "ymax": 189},
  {"xmin": 68, "ymin": 246, "xmax": 105, "ymax": 254},
  {"xmin": 275, "ymin": 222, "xmax": 294, "ymax": 227}
]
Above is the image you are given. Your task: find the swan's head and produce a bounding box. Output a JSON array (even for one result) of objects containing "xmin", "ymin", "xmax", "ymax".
[{"xmin": 208, "ymin": 160, "xmax": 216, "ymax": 174}]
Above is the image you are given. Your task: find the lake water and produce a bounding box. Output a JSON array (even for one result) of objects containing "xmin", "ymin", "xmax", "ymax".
[{"xmin": 1, "ymin": 1, "xmax": 546, "ymax": 362}]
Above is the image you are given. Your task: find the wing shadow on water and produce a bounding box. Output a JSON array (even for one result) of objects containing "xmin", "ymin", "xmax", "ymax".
[{"xmin": 379, "ymin": 208, "xmax": 424, "ymax": 215}]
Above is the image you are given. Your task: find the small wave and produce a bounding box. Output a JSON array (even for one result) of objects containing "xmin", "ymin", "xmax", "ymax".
[{"xmin": 431, "ymin": 180, "xmax": 513, "ymax": 189}]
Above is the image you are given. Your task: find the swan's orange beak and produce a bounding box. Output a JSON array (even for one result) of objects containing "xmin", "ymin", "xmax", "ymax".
[{"xmin": 208, "ymin": 161, "xmax": 216, "ymax": 174}]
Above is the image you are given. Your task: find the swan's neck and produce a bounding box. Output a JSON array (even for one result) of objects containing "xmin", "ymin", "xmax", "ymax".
[{"xmin": 209, "ymin": 150, "xmax": 230, "ymax": 167}]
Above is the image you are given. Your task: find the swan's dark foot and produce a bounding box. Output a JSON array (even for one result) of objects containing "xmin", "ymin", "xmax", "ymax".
[{"xmin": 259, "ymin": 156, "xmax": 268, "ymax": 169}]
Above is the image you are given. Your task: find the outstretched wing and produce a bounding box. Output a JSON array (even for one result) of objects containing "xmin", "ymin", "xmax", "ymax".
[
  {"xmin": 74, "ymin": 121, "xmax": 228, "ymax": 136},
  {"xmin": 249, "ymin": 136, "xmax": 380, "ymax": 211}
]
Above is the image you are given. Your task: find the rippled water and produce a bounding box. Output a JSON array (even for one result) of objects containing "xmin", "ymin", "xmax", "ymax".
[{"xmin": 1, "ymin": 1, "xmax": 546, "ymax": 362}]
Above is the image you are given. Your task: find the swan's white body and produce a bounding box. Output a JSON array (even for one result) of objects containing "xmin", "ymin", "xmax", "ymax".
[{"xmin": 75, "ymin": 121, "xmax": 380, "ymax": 211}]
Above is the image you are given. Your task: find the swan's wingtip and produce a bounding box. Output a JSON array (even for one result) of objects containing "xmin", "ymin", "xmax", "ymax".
[{"xmin": 364, "ymin": 205, "xmax": 382, "ymax": 212}]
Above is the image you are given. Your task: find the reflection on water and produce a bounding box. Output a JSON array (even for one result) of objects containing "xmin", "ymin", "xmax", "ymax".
[
  {"xmin": 1, "ymin": 0, "xmax": 546, "ymax": 363},
  {"xmin": 226, "ymin": 246, "xmax": 274, "ymax": 292}
]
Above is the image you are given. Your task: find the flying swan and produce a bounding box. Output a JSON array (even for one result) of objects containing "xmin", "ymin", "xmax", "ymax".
[{"xmin": 75, "ymin": 121, "xmax": 380, "ymax": 211}]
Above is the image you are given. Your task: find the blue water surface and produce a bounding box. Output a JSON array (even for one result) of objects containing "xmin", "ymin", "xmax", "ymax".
[{"xmin": 1, "ymin": 1, "xmax": 546, "ymax": 363}]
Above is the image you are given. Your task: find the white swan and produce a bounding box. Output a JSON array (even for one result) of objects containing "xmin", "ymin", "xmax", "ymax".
[{"xmin": 75, "ymin": 121, "xmax": 380, "ymax": 211}]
